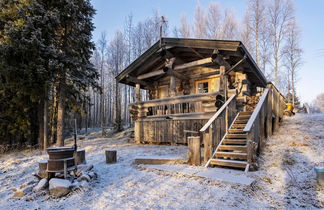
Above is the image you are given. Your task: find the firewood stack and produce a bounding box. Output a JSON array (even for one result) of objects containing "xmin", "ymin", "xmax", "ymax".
[{"xmin": 245, "ymin": 95, "xmax": 260, "ymax": 111}]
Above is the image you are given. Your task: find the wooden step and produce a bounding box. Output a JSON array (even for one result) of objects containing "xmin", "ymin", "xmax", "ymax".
[
  {"xmin": 235, "ymin": 119, "xmax": 248, "ymax": 124},
  {"xmin": 239, "ymin": 111, "xmax": 252, "ymax": 116},
  {"xmin": 223, "ymin": 139, "xmax": 247, "ymax": 145},
  {"xmin": 237, "ymin": 115, "xmax": 251, "ymax": 119},
  {"xmin": 210, "ymin": 159, "xmax": 247, "ymax": 169},
  {"xmin": 232, "ymin": 124, "xmax": 246, "ymax": 129},
  {"xmin": 225, "ymin": 134, "xmax": 247, "ymax": 139},
  {"xmin": 215, "ymin": 152, "xmax": 247, "ymax": 159},
  {"xmin": 218, "ymin": 145, "xmax": 247, "ymax": 151},
  {"xmin": 228, "ymin": 129, "xmax": 245, "ymax": 134}
]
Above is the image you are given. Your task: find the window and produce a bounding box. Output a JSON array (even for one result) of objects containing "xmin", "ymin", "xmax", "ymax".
[
  {"xmin": 198, "ymin": 82, "xmax": 209, "ymax": 93},
  {"xmin": 196, "ymin": 79, "xmax": 210, "ymax": 94}
]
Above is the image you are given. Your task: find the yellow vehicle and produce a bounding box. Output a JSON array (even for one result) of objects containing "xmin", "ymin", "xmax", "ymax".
[{"xmin": 284, "ymin": 103, "xmax": 295, "ymax": 116}]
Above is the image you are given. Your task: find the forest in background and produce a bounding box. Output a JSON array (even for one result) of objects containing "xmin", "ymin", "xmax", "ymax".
[{"xmin": 1, "ymin": 0, "xmax": 320, "ymax": 152}]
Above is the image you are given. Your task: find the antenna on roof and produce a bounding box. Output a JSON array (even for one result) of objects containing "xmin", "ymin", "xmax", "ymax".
[{"xmin": 159, "ymin": 16, "xmax": 167, "ymax": 48}]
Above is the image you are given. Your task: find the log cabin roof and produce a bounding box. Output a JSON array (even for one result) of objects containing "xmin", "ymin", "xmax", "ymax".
[{"xmin": 116, "ymin": 38, "xmax": 267, "ymax": 88}]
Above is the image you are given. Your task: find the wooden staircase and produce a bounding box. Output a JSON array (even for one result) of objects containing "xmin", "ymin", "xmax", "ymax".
[{"xmin": 205, "ymin": 111, "xmax": 252, "ymax": 171}]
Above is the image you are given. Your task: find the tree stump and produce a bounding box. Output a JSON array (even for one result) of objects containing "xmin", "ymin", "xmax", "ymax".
[
  {"xmin": 188, "ymin": 136, "xmax": 201, "ymax": 166},
  {"xmin": 105, "ymin": 150, "xmax": 117, "ymax": 164},
  {"xmin": 38, "ymin": 160, "xmax": 48, "ymax": 178},
  {"xmin": 74, "ymin": 149, "xmax": 86, "ymax": 165}
]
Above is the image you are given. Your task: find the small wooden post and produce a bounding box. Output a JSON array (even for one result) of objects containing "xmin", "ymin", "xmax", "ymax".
[
  {"xmin": 203, "ymin": 128, "xmax": 212, "ymax": 163},
  {"xmin": 105, "ymin": 150, "xmax": 117, "ymax": 164},
  {"xmin": 74, "ymin": 149, "xmax": 86, "ymax": 165},
  {"xmin": 188, "ymin": 136, "xmax": 201, "ymax": 165},
  {"xmin": 38, "ymin": 160, "xmax": 48, "ymax": 178}
]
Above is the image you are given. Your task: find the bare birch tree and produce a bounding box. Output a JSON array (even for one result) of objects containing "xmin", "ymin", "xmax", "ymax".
[
  {"xmin": 220, "ymin": 9, "xmax": 238, "ymax": 40},
  {"xmin": 268, "ymin": 0, "xmax": 294, "ymax": 86},
  {"xmin": 245, "ymin": 0, "xmax": 266, "ymax": 66},
  {"xmin": 193, "ymin": 2, "xmax": 207, "ymax": 38},
  {"xmin": 283, "ymin": 19, "xmax": 302, "ymax": 106},
  {"xmin": 178, "ymin": 14, "xmax": 191, "ymax": 38},
  {"xmin": 97, "ymin": 32, "xmax": 107, "ymax": 135},
  {"xmin": 108, "ymin": 30, "xmax": 126, "ymax": 131},
  {"xmin": 206, "ymin": 2, "xmax": 221, "ymax": 39}
]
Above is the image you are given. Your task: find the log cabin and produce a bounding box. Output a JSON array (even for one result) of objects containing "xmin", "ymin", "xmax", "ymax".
[{"xmin": 116, "ymin": 38, "xmax": 286, "ymax": 171}]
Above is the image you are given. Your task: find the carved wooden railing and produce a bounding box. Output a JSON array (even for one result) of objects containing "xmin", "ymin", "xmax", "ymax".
[
  {"xmin": 130, "ymin": 92, "xmax": 218, "ymax": 120},
  {"xmin": 200, "ymin": 94, "xmax": 237, "ymax": 163}
]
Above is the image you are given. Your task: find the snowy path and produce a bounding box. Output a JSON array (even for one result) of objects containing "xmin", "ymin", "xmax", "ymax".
[{"xmin": 0, "ymin": 114, "xmax": 323, "ymax": 209}]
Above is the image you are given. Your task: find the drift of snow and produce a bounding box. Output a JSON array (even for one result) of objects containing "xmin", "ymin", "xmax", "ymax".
[{"xmin": 0, "ymin": 113, "xmax": 323, "ymax": 209}]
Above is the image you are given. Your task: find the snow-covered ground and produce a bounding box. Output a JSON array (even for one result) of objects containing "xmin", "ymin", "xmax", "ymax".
[{"xmin": 0, "ymin": 113, "xmax": 323, "ymax": 209}]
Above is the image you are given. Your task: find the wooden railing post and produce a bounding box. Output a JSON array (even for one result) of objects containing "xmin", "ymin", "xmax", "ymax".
[
  {"xmin": 203, "ymin": 128, "xmax": 212, "ymax": 164},
  {"xmin": 188, "ymin": 136, "xmax": 201, "ymax": 165}
]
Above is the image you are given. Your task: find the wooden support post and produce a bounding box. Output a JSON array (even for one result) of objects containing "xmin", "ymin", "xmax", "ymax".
[
  {"xmin": 135, "ymin": 83, "xmax": 141, "ymax": 143},
  {"xmin": 188, "ymin": 136, "xmax": 201, "ymax": 165},
  {"xmin": 203, "ymin": 129, "xmax": 212, "ymax": 163},
  {"xmin": 170, "ymin": 76, "xmax": 176, "ymax": 97},
  {"xmin": 219, "ymin": 66, "xmax": 226, "ymax": 95},
  {"xmin": 105, "ymin": 150, "xmax": 117, "ymax": 164},
  {"xmin": 135, "ymin": 84, "xmax": 141, "ymax": 103}
]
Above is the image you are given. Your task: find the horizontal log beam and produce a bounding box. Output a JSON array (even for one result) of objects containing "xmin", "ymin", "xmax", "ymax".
[
  {"xmin": 125, "ymin": 75, "xmax": 149, "ymax": 87},
  {"xmin": 174, "ymin": 57, "xmax": 213, "ymax": 71},
  {"xmin": 131, "ymin": 91, "xmax": 218, "ymax": 108},
  {"xmin": 137, "ymin": 70, "xmax": 165, "ymax": 80}
]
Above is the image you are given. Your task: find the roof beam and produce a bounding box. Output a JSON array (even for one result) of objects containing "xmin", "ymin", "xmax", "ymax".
[
  {"xmin": 211, "ymin": 49, "xmax": 231, "ymax": 70},
  {"xmin": 137, "ymin": 57, "xmax": 213, "ymax": 80},
  {"xmin": 189, "ymin": 48, "xmax": 204, "ymax": 58},
  {"xmin": 174, "ymin": 57, "xmax": 213, "ymax": 71},
  {"xmin": 125, "ymin": 75, "xmax": 149, "ymax": 87}
]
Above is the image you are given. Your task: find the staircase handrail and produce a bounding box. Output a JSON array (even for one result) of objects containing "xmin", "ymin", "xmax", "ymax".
[
  {"xmin": 243, "ymin": 88, "xmax": 269, "ymax": 132},
  {"xmin": 200, "ymin": 94, "xmax": 236, "ymax": 132}
]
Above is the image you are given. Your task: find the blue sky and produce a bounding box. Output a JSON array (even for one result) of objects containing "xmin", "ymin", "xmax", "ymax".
[{"xmin": 90, "ymin": 0, "xmax": 324, "ymax": 104}]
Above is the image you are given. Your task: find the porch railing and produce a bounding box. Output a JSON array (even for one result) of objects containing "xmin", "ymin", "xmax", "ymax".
[
  {"xmin": 199, "ymin": 94, "xmax": 237, "ymax": 163},
  {"xmin": 131, "ymin": 92, "xmax": 218, "ymax": 119}
]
